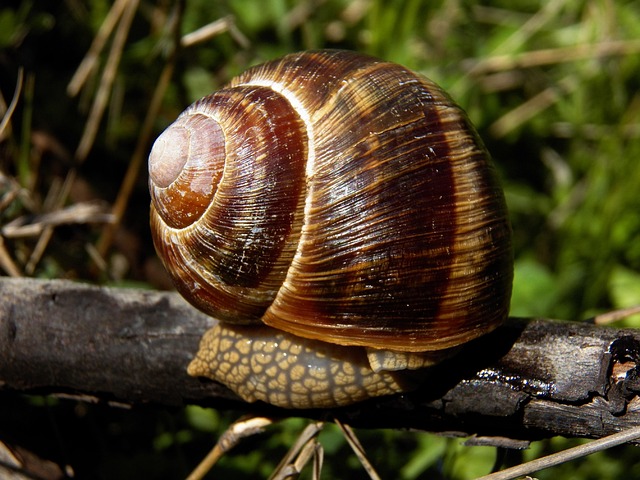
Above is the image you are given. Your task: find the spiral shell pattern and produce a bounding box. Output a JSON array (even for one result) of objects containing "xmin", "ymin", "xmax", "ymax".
[{"xmin": 149, "ymin": 50, "xmax": 512, "ymax": 355}]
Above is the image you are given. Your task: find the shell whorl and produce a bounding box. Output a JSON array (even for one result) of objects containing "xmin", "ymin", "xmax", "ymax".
[
  {"xmin": 149, "ymin": 50, "xmax": 512, "ymax": 354},
  {"xmin": 150, "ymin": 85, "xmax": 308, "ymax": 321}
]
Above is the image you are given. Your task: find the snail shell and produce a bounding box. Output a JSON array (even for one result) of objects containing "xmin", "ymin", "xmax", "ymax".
[{"xmin": 149, "ymin": 50, "xmax": 513, "ymax": 408}]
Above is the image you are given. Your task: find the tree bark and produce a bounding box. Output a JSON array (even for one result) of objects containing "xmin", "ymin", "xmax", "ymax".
[{"xmin": 1, "ymin": 277, "xmax": 639, "ymax": 448}]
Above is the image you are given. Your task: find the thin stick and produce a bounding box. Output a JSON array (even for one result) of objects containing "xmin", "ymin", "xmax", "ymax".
[
  {"xmin": 467, "ymin": 39, "xmax": 640, "ymax": 76},
  {"xmin": 186, "ymin": 416, "xmax": 274, "ymax": 480},
  {"xmin": 0, "ymin": 236, "xmax": 22, "ymax": 277},
  {"xmin": 95, "ymin": 1, "xmax": 186, "ymax": 258},
  {"xmin": 95, "ymin": 55, "xmax": 173, "ymax": 257},
  {"xmin": 17, "ymin": 73, "xmax": 35, "ymax": 189},
  {"xmin": 592, "ymin": 305, "xmax": 640, "ymax": 325},
  {"xmin": 269, "ymin": 422, "xmax": 324, "ymax": 480},
  {"xmin": 334, "ymin": 418, "xmax": 381, "ymax": 480},
  {"xmin": 74, "ymin": 0, "xmax": 139, "ymax": 163},
  {"xmin": 482, "ymin": 0, "xmax": 567, "ymax": 57},
  {"xmin": 0, "ymin": 68, "xmax": 24, "ymax": 139},
  {"xmin": 478, "ymin": 425, "xmax": 640, "ymax": 480},
  {"xmin": 311, "ymin": 440, "xmax": 324, "ymax": 480},
  {"xmin": 94, "ymin": 34, "xmax": 178, "ymax": 258},
  {"xmin": 275, "ymin": 439, "xmax": 323, "ymax": 480},
  {"xmin": 181, "ymin": 16, "xmax": 232, "ymax": 47},
  {"xmin": 25, "ymin": 170, "xmax": 76, "ymax": 274},
  {"xmin": 67, "ymin": 0, "xmax": 128, "ymax": 97},
  {"xmin": 489, "ymin": 74, "xmax": 581, "ymax": 137}
]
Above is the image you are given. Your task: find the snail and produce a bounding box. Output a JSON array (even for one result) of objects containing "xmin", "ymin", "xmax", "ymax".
[{"xmin": 148, "ymin": 50, "xmax": 513, "ymax": 409}]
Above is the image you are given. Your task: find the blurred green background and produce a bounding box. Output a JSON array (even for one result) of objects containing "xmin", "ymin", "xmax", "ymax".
[{"xmin": 1, "ymin": 0, "xmax": 639, "ymax": 478}]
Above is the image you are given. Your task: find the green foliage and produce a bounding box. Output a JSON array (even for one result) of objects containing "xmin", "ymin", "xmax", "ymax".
[{"xmin": 1, "ymin": 0, "xmax": 640, "ymax": 478}]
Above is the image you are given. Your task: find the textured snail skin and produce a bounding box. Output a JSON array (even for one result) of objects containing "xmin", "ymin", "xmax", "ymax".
[
  {"xmin": 149, "ymin": 50, "xmax": 513, "ymax": 408},
  {"xmin": 187, "ymin": 323, "xmax": 422, "ymax": 408}
]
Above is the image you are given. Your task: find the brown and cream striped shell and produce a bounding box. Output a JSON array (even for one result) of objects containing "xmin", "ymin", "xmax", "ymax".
[{"xmin": 149, "ymin": 50, "xmax": 513, "ymax": 408}]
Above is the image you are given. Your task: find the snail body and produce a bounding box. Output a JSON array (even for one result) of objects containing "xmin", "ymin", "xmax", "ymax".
[{"xmin": 149, "ymin": 50, "xmax": 513, "ymax": 408}]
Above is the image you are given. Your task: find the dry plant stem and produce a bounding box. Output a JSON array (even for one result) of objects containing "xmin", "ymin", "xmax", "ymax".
[
  {"xmin": 467, "ymin": 39, "xmax": 640, "ymax": 75},
  {"xmin": 67, "ymin": 0, "xmax": 128, "ymax": 97},
  {"xmin": 74, "ymin": 0, "xmax": 139, "ymax": 163},
  {"xmin": 25, "ymin": 231, "xmax": 56, "ymax": 276},
  {"xmin": 551, "ymin": 122, "xmax": 640, "ymax": 140},
  {"xmin": 270, "ymin": 422, "xmax": 324, "ymax": 480},
  {"xmin": 0, "ymin": 68, "xmax": 23, "ymax": 139},
  {"xmin": 486, "ymin": 0, "xmax": 566, "ymax": 57},
  {"xmin": 489, "ymin": 73, "xmax": 582, "ymax": 137},
  {"xmin": 335, "ymin": 418, "xmax": 381, "ymax": 480},
  {"xmin": 226, "ymin": 20, "xmax": 251, "ymax": 50},
  {"xmin": 0, "ymin": 177, "xmax": 20, "ymax": 212},
  {"xmin": 276, "ymin": 440, "xmax": 323, "ymax": 480},
  {"xmin": 95, "ymin": 3, "xmax": 183, "ymax": 259},
  {"xmin": 93, "ymin": 57, "xmax": 171, "ymax": 258},
  {"xmin": 284, "ymin": 2, "xmax": 317, "ymax": 30},
  {"xmin": 17, "ymin": 74, "xmax": 35, "ymax": 190},
  {"xmin": 24, "ymin": 170, "xmax": 76, "ymax": 274},
  {"xmin": 180, "ymin": 16, "xmax": 233, "ymax": 47},
  {"xmin": 0, "ymin": 237, "xmax": 21, "ymax": 277},
  {"xmin": 25, "ymin": 225, "xmax": 52, "ymax": 274},
  {"xmin": 592, "ymin": 305, "xmax": 640, "ymax": 325},
  {"xmin": 2, "ymin": 202, "xmax": 114, "ymax": 238},
  {"xmin": 0, "ymin": 439, "xmax": 65, "ymax": 479},
  {"xmin": 310, "ymin": 442, "xmax": 323, "ymax": 480},
  {"xmin": 477, "ymin": 425, "xmax": 640, "ymax": 480},
  {"xmin": 185, "ymin": 416, "xmax": 274, "ymax": 480},
  {"xmin": 84, "ymin": 242, "xmax": 108, "ymax": 273},
  {"xmin": 451, "ymin": 0, "xmax": 565, "ymax": 94}
]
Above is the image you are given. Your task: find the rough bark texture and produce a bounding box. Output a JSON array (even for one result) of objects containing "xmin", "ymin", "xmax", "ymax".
[{"xmin": 1, "ymin": 277, "xmax": 639, "ymax": 447}]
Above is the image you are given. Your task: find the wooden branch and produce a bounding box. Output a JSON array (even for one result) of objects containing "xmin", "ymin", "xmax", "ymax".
[
  {"xmin": 0, "ymin": 277, "xmax": 233, "ymax": 406},
  {"xmin": 1, "ymin": 277, "xmax": 639, "ymax": 447}
]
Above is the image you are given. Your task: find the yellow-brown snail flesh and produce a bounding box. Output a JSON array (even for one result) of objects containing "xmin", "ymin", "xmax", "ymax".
[{"xmin": 148, "ymin": 50, "xmax": 513, "ymax": 409}]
